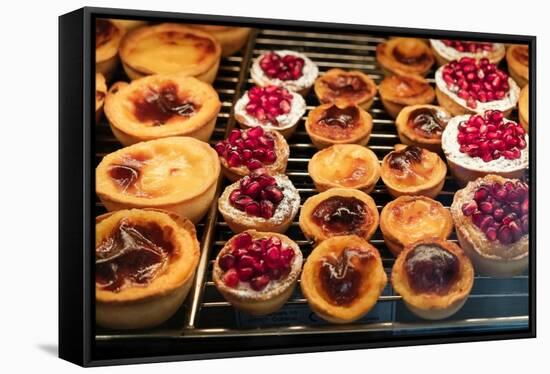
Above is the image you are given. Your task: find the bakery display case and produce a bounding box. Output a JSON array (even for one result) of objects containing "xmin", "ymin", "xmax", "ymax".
[{"xmin": 59, "ymin": 7, "xmax": 535, "ymax": 367}]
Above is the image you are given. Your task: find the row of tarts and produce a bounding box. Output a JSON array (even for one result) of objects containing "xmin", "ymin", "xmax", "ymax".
[{"xmin": 94, "ymin": 19, "xmax": 530, "ymax": 330}]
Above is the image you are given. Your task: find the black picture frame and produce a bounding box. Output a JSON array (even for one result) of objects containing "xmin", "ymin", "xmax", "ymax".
[{"xmin": 59, "ymin": 6, "xmax": 536, "ymax": 367}]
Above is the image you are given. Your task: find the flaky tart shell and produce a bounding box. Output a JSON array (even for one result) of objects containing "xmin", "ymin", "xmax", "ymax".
[
  {"xmin": 218, "ymin": 174, "xmax": 300, "ymax": 234},
  {"xmin": 506, "ymin": 45, "xmax": 529, "ymax": 88},
  {"xmin": 95, "ymin": 72, "xmax": 107, "ymax": 123},
  {"xmin": 395, "ymin": 104, "xmax": 451, "ymax": 153},
  {"xmin": 378, "ymin": 75, "xmax": 435, "ymax": 118},
  {"xmin": 450, "ymin": 174, "xmax": 529, "ymax": 277},
  {"xmin": 376, "ymin": 38, "xmax": 434, "ymax": 77},
  {"xmin": 519, "ymin": 85, "xmax": 529, "ymax": 131},
  {"xmin": 96, "ymin": 19, "xmax": 125, "ymax": 80},
  {"xmin": 391, "ymin": 239, "xmax": 474, "ymax": 320},
  {"xmin": 119, "ymin": 23, "xmax": 221, "ymax": 83},
  {"xmin": 212, "ymin": 230, "xmax": 303, "ymax": 315},
  {"xmin": 95, "ymin": 208, "xmax": 200, "ymax": 329},
  {"xmin": 299, "ymin": 188, "xmax": 380, "ymax": 244},
  {"xmin": 189, "ymin": 25, "xmax": 251, "ymax": 57},
  {"xmin": 300, "ymin": 235, "xmax": 387, "ymax": 323},
  {"xmin": 308, "ymin": 144, "xmax": 381, "ymax": 193},
  {"xmin": 96, "ymin": 136, "xmax": 220, "ymax": 223},
  {"xmin": 104, "ymin": 74, "xmax": 221, "ymax": 145},
  {"xmin": 219, "ymin": 130, "xmax": 289, "ymax": 182},
  {"xmin": 380, "ymin": 195, "xmax": 453, "ymax": 257},
  {"xmin": 380, "ymin": 144, "xmax": 447, "ymax": 198},
  {"xmin": 314, "ymin": 68, "xmax": 377, "ymax": 110},
  {"xmin": 305, "ymin": 103, "xmax": 373, "ymax": 149}
]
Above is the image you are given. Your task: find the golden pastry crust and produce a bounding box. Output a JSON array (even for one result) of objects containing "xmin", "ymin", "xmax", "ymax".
[
  {"xmin": 95, "ymin": 208, "xmax": 199, "ymax": 329},
  {"xmin": 391, "ymin": 239, "xmax": 474, "ymax": 319},
  {"xmin": 299, "ymin": 188, "xmax": 379, "ymax": 244},
  {"xmin": 189, "ymin": 25, "xmax": 251, "ymax": 57},
  {"xmin": 95, "ymin": 73, "xmax": 107, "ymax": 123},
  {"xmin": 212, "ymin": 230, "xmax": 303, "ymax": 315},
  {"xmin": 506, "ymin": 45, "xmax": 529, "ymax": 88},
  {"xmin": 301, "ymin": 235, "xmax": 387, "ymax": 323},
  {"xmin": 96, "ymin": 19, "xmax": 125, "ymax": 80},
  {"xmin": 378, "ymin": 75, "xmax": 435, "ymax": 118},
  {"xmin": 110, "ymin": 19, "xmax": 148, "ymax": 32},
  {"xmin": 308, "ymin": 144, "xmax": 381, "ymax": 193},
  {"xmin": 380, "ymin": 195, "xmax": 453, "ymax": 256},
  {"xmin": 314, "ymin": 69, "xmax": 377, "ymax": 110},
  {"xmin": 519, "ymin": 85, "xmax": 529, "ymax": 131},
  {"xmin": 119, "ymin": 23, "xmax": 221, "ymax": 82},
  {"xmin": 96, "ymin": 136, "xmax": 220, "ymax": 223},
  {"xmin": 305, "ymin": 103, "xmax": 373, "ymax": 149},
  {"xmin": 104, "ymin": 74, "xmax": 221, "ymax": 145},
  {"xmin": 381, "ymin": 144, "xmax": 447, "ymax": 198},
  {"xmin": 395, "ymin": 104, "xmax": 451, "ymax": 152},
  {"xmin": 376, "ymin": 38, "xmax": 434, "ymax": 77}
]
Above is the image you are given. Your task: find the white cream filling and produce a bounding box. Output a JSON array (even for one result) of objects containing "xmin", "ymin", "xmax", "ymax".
[
  {"xmin": 250, "ymin": 50, "xmax": 319, "ymax": 92},
  {"xmin": 435, "ymin": 65, "xmax": 520, "ymax": 114},
  {"xmin": 234, "ymin": 89, "xmax": 306, "ymax": 130},
  {"xmin": 430, "ymin": 39, "xmax": 505, "ymax": 62},
  {"xmin": 442, "ymin": 114, "xmax": 529, "ymax": 172}
]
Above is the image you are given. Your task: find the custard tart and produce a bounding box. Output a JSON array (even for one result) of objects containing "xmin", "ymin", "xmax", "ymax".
[
  {"xmin": 119, "ymin": 23, "xmax": 221, "ymax": 83},
  {"xmin": 506, "ymin": 45, "xmax": 529, "ymax": 88},
  {"xmin": 214, "ymin": 127, "xmax": 289, "ymax": 182},
  {"xmin": 218, "ymin": 169, "xmax": 300, "ymax": 234},
  {"xmin": 299, "ymin": 188, "xmax": 379, "ymax": 245},
  {"xmin": 441, "ymin": 110, "xmax": 528, "ymax": 186},
  {"xmin": 251, "ymin": 50, "xmax": 319, "ymax": 95},
  {"xmin": 234, "ymin": 85, "xmax": 306, "ymax": 139},
  {"xmin": 95, "ymin": 208, "xmax": 199, "ymax": 329},
  {"xmin": 314, "ymin": 68, "xmax": 377, "ymax": 110},
  {"xmin": 380, "ymin": 144, "xmax": 447, "ymax": 198},
  {"xmin": 305, "ymin": 103, "xmax": 373, "ymax": 149},
  {"xmin": 378, "ymin": 75, "xmax": 435, "ymax": 118},
  {"xmin": 95, "ymin": 73, "xmax": 107, "ymax": 123},
  {"xmin": 301, "ymin": 235, "xmax": 387, "ymax": 324},
  {"xmin": 430, "ymin": 39, "xmax": 505, "ymax": 66},
  {"xmin": 308, "ymin": 144, "xmax": 381, "ymax": 193},
  {"xmin": 450, "ymin": 174, "xmax": 529, "ymax": 277},
  {"xmin": 435, "ymin": 57, "xmax": 519, "ymax": 117},
  {"xmin": 391, "ymin": 239, "xmax": 474, "ymax": 320},
  {"xmin": 96, "ymin": 136, "xmax": 220, "ymax": 224},
  {"xmin": 519, "ymin": 85, "xmax": 529, "ymax": 131},
  {"xmin": 104, "ymin": 74, "xmax": 221, "ymax": 145},
  {"xmin": 380, "ymin": 196, "xmax": 453, "ymax": 256},
  {"xmin": 96, "ymin": 19, "xmax": 125, "ymax": 80},
  {"xmin": 189, "ymin": 25, "xmax": 251, "ymax": 57},
  {"xmin": 395, "ymin": 104, "xmax": 451, "ymax": 153},
  {"xmin": 376, "ymin": 38, "xmax": 434, "ymax": 77},
  {"xmin": 213, "ymin": 230, "xmax": 303, "ymax": 315}
]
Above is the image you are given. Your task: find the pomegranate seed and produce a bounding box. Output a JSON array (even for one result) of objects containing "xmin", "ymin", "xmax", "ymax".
[
  {"xmin": 238, "ymin": 255, "xmax": 255, "ymax": 269},
  {"xmin": 250, "ymin": 275, "xmax": 270, "ymax": 291},
  {"xmin": 233, "ymin": 232, "xmax": 252, "ymax": 249},
  {"xmin": 462, "ymin": 201, "xmax": 478, "ymax": 216},
  {"xmin": 485, "ymin": 227, "xmax": 498, "ymax": 241},
  {"xmin": 479, "ymin": 201, "xmax": 493, "ymax": 214},
  {"xmin": 260, "ymin": 200, "xmax": 275, "ymax": 219},
  {"xmin": 245, "ymin": 201, "xmax": 260, "ymax": 216},
  {"xmin": 223, "ymin": 269, "xmax": 239, "ymax": 288},
  {"xmin": 238, "ymin": 267, "xmax": 254, "ymax": 282},
  {"xmin": 497, "ymin": 225, "xmax": 512, "ymax": 245},
  {"xmin": 219, "ymin": 254, "xmax": 236, "ymax": 271}
]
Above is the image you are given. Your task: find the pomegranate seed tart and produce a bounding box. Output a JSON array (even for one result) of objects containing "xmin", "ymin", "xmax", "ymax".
[
  {"xmin": 95, "ymin": 208, "xmax": 200, "ymax": 329},
  {"xmin": 95, "ymin": 19, "xmax": 125, "ymax": 80},
  {"xmin": 441, "ymin": 110, "xmax": 528, "ymax": 186},
  {"xmin": 380, "ymin": 196, "xmax": 453, "ymax": 256},
  {"xmin": 378, "ymin": 74, "xmax": 435, "ymax": 118},
  {"xmin": 213, "ymin": 230, "xmax": 303, "ymax": 315},
  {"xmin": 518, "ymin": 85, "xmax": 529, "ymax": 131},
  {"xmin": 104, "ymin": 74, "xmax": 221, "ymax": 146},
  {"xmin": 308, "ymin": 144, "xmax": 381, "ymax": 193},
  {"xmin": 395, "ymin": 104, "xmax": 451, "ymax": 153},
  {"xmin": 376, "ymin": 37, "xmax": 435, "ymax": 77},
  {"xmin": 429, "ymin": 39, "xmax": 505, "ymax": 66},
  {"xmin": 506, "ymin": 45, "xmax": 529, "ymax": 88},
  {"xmin": 214, "ymin": 127, "xmax": 289, "ymax": 182},
  {"xmin": 234, "ymin": 85, "xmax": 306, "ymax": 139},
  {"xmin": 218, "ymin": 169, "xmax": 300, "ymax": 234},
  {"xmin": 119, "ymin": 23, "xmax": 221, "ymax": 83},
  {"xmin": 96, "ymin": 136, "xmax": 220, "ymax": 224},
  {"xmin": 450, "ymin": 175, "xmax": 529, "ymax": 277},
  {"xmin": 251, "ymin": 50, "xmax": 319, "ymax": 95},
  {"xmin": 188, "ymin": 25, "xmax": 251, "ymax": 57},
  {"xmin": 95, "ymin": 72, "xmax": 107, "ymax": 123},
  {"xmin": 305, "ymin": 103, "xmax": 373, "ymax": 149},
  {"xmin": 314, "ymin": 68, "xmax": 377, "ymax": 110},
  {"xmin": 299, "ymin": 188, "xmax": 379, "ymax": 245},
  {"xmin": 435, "ymin": 57, "xmax": 520, "ymax": 116},
  {"xmin": 391, "ymin": 239, "xmax": 474, "ymax": 320},
  {"xmin": 300, "ymin": 235, "xmax": 387, "ymax": 324},
  {"xmin": 380, "ymin": 144, "xmax": 447, "ymax": 198}
]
